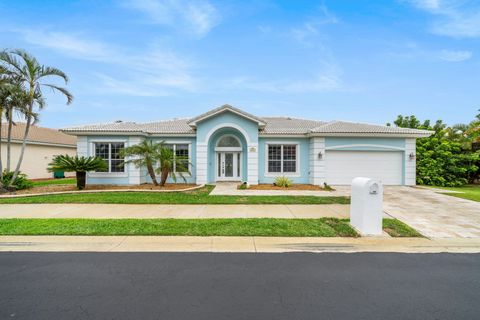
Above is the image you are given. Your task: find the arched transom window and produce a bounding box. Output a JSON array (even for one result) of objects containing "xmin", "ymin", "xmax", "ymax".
[{"xmin": 215, "ymin": 135, "xmax": 242, "ymax": 151}]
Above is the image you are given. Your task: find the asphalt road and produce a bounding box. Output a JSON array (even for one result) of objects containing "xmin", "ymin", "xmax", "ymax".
[{"xmin": 0, "ymin": 253, "xmax": 479, "ymax": 320}]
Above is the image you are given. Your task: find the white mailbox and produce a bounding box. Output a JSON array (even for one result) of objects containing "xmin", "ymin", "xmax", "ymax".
[{"xmin": 350, "ymin": 177, "xmax": 383, "ymax": 236}]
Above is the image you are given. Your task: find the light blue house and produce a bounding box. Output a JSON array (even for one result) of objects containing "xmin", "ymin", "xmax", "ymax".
[{"xmin": 62, "ymin": 105, "xmax": 431, "ymax": 186}]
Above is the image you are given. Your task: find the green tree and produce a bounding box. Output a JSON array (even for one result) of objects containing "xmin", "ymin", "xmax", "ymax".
[
  {"xmin": 48, "ymin": 155, "xmax": 107, "ymax": 190},
  {"xmin": 0, "ymin": 49, "xmax": 72, "ymax": 188},
  {"xmin": 121, "ymin": 140, "xmax": 164, "ymax": 186},
  {"xmin": 391, "ymin": 113, "xmax": 480, "ymax": 186},
  {"xmin": 156, "ymin": 146, "xmax": 190, "ymax": 186}
]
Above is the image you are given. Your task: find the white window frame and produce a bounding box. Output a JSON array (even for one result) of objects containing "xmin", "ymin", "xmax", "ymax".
[
  {"xmin": 89, "ymin": 139, "xmax": 128, "ymax": 177},
  {"xmin": 264, "ymin": 142, "xmax": 300, "ymax": 177},
  {"xmin": 163, "ymin": 141, "xmax": 192, "ymax": 175}
]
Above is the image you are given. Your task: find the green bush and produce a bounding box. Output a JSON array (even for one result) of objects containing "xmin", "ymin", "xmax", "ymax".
[
  {"xmin": 274, "ymin": 176, "xmax": 293, "ymax": 188},
  {"xmin": 238, "ymin": 182, "xmax": 248, "ymax": 190},
  {"xmin": 1, "ymin": 171, "xmax": 33, "ymax": 190}
]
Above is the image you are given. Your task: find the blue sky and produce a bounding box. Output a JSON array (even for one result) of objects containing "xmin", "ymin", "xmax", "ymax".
[{"xmin": 0, "ymin": 0, "xmax": 479, "ymax": 128}]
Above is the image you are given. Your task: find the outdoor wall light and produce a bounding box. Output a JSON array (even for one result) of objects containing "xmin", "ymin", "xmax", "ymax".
[
  {"xmin": 409, "ymin": 152, "xmax": 415, "ymax": 160},
  {"xmin": 318, "ymin": 151, "xmax": 323, "ymax": 160}
]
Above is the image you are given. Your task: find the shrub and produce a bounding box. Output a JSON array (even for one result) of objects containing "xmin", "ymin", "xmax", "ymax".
[
  {"xmin": 1, "ymin": 171, "xmax": 33, "ymax": 190},
  {"xmin": 238, "ymin": 182, "xmax": 248, "ymax": 190},
  {"xmin": 323, "ymin": 183, "xmax": 334, "ymax": 191},
  {"xmin": 274, "ymin": 176, "xmax": 293, "ymax": 188}
]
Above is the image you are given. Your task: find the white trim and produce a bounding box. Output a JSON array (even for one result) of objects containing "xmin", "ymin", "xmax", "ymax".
[
  {"xmin": 264, "ymin": 142, "xmax": 301, "ymax": 178},
  {"xmin": 63, "ymin": 131, "xmax": 196, "ymax": 137},
  {"xmin": 308, "ymin": 133, "xmax": 432, "ymax": 138},
  {"xmin": 204, "ymin": 122, "xmax": 252, "ymax": 144},
  {"xmin": 325, "ymin": 144, "xmax": 405, "ymax": 151}
]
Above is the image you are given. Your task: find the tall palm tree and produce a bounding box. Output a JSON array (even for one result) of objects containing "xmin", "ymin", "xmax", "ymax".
[
  {"xmin": 121, "ymin": 140, "xmax": 164, "ymax": 186},
  {"xmin": 0, "ymin": 49, "xmax": 72, "ymax": 186}
]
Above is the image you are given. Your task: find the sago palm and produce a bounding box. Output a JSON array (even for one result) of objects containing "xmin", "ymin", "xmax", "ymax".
[{"xmin": 48, "ymin": 155, "xmax": 107, "ymax": 190}]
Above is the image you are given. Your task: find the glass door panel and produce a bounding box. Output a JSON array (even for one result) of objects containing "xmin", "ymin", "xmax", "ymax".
[{"xmin": 225, "ymin": 153, "xmax": 234, "ymax": 177}]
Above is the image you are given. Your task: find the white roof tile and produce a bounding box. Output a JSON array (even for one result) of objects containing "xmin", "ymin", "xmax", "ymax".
[{"xmin": 62, "ymin": 106, "xmax": 432, "ymax": 137}]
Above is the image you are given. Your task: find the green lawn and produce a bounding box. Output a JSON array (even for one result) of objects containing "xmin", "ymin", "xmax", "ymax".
[
  {"xmin": 31, "ymin": 178, "xmax": 76, "ymax": 187},
  {"xmin": 0, "ymin": 185, "xmax": 349, "ymax": 205},
  {"xmin": 430, "ymin": 185, "xmax": 480, "ymax": 202},
  {"xmin": 0, "ymin": 218, "xmax": 421, "ymax": 237},
  {"xmin": 0, "ymin": 218, "xmax": 358, "ymax": 237},
  {"xmin": 383, "ymin": 219, "xmax": 423, "ymax": 237}
]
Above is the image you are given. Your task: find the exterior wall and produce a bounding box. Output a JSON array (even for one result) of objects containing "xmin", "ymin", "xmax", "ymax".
[
  {"xmin": 309, "ymin": 137, "xmax": 325, "ymax": 185},
  {"xmin": 258, "ymin": 137, "xmax": 310, "ymax": 184},
  {"xmin": 195, "ymin": 111, "xmax": 259, "ymax": 185},
  {"xmin": 404, "ymin": 138, "xmax": 416, "ymax": 185},
  {"xmin": 1, "ymin": 142, "xmax": 76, "ymax": 179},
  {"xmin": 323, "ymin": 137, "xmax": 413, "ymax": 185}
]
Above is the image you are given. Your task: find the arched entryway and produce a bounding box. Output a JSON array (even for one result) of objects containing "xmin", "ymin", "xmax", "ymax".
[
  {"xmin": 206, "ymin": 128, "xmax": 248, "ymax": 183},
  {"xmin": 215, "ymin": 134, "xmax": 242, "ymax": 181}
]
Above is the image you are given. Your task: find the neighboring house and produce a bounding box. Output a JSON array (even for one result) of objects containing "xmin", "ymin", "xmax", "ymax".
[
  {"xmin": 62, "ymin": 104, "xmax": 432, "ymax": 186},
  {"xmin": 1, "ymin": 123, "xmax": 77, "ymax": 179}
]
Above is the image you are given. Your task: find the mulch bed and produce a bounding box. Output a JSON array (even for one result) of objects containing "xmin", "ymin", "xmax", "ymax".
[
  {"xmin": 7, "ymin": 183, "xmax": 199, "ymax": 195},
  {"xmin": 245, "ymin": 184, "xmax": 329, "ymax": 191}
]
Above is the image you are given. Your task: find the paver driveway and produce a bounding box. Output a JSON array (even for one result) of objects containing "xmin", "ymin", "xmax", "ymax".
[{"xmin": 383, "ymin": 186, "xmax": 480, "ymax": 238}]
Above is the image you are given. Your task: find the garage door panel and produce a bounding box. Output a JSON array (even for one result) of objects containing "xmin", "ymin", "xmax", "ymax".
[{"xmin": 325, "ymin": 151, "xmax": 403, "ymax": 185}]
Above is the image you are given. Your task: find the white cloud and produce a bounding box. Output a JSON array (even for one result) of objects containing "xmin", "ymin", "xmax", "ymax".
[
  {"xmin": 121, "ymin": 0, "xmax": 220, "ymax": 37},
  {"xmin": 289, "ymin": 3, "xmax": 338, "ymax": 45},
  {"xmin": 229, "ymin": 63, "xmax": 342, "ymax": 94},
  {"xmin": 437, "ymin": 49, "xmax": 473, "ymax": 61},
  {"xmin": 405, "ymin": 0, "xmax": 480, "ymax": 38},
  {"xmin": 18, "ymin": 29, "xmax": 196, "ymax": 96}
]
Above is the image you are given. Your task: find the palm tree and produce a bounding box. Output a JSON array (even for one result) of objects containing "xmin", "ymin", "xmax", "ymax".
[
  {"xmin": 121, "ymin": 140, "xmax": 164, "ymax": 186},
  {"xmin": 0, "ymin": 49, "xmax": 72, "ymax": 187},
  {"xmin": 157, "ymin": 146, "xmax": 190, "ymax": 186},
  {"xmin": 48, "ymin": 155, "xmax": 107, "ymax": 190}
]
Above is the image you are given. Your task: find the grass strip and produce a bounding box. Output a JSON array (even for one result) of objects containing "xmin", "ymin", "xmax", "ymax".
[
  {"xmin": 31, "ymin": 178, "xmax": 76, "ymax": 187},
  {"xmin": 383, "ymin": 219, "xmax": 423, "ymax": 237},
  {"xmin": 0, "ymin": 218, "xmax": 358, "ymax": 237},
  {"xmin": 0, "ymin": 185, "xmax": 349, "ymax": 205}
]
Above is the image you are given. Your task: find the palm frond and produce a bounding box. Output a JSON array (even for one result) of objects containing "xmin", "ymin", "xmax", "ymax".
[
  {"xmin": 40, "ymin": 66, "xmax": 69, "ymax": 83},
  {"xmin": 42, "ymin": 84, "xmax": 73, "ymax": 105}
]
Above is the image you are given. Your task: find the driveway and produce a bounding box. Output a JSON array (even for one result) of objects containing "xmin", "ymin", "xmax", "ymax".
[{"xmin": 383, "ymin": 186, "xmax": 480, "ymax": 238}]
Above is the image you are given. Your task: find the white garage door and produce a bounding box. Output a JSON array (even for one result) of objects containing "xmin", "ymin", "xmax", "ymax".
[{"xmin": 325, "ymin": 151, "xmax": 403, "ymax": 185}]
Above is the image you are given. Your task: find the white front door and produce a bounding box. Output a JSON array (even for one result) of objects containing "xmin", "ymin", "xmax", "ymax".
[{"xmin": 217, "ymin": 152, "xmax": 241, "ymax": 181}]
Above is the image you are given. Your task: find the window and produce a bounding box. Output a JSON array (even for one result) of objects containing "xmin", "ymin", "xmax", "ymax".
[
  {"xmin": 217, "ymin": 136, "xmax": 240, "ymax": 147},
  {"xmin": 94, "ymin": 142, "xmax": 125, "ymax": 173},
  {"xmin": 267, "ymin": 144, "xmax": 297, "ymax": 174},
  {"xmin": 165, "ymin": 144, "xmax": 190, "ymax": 173}
]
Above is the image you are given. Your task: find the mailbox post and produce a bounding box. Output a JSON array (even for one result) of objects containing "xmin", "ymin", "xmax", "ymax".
[{"xmin": 350, "ymin": 177, "xmax": 383, "ymax": 236}]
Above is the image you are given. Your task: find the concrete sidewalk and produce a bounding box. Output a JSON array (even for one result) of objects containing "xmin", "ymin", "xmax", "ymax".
[
  {"xmin": 0, "ymin": 203, "xmax": 352, "ymax": 219},
  {"xmin": 1, "ymin": 236, "xmax": 479, "ymax": 253}
]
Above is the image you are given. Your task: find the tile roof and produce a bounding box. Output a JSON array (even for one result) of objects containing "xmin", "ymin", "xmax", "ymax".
[
  {"xmin": 61, "ymin": 106, "xmax": 432, "ymax": 137},
  {"xmin": 1, "ymin": 122, "xmax": 76, "ymax": 146},
  {"xmin": 260, "ymin": 117, "xmax": 327, "ymax": 134},
  {"xmin": 63, "ymin": 119, "xmax": 194, "ymax": 134},
  {"xmin": 309, "ymin": 121, "xmax": 432, "ymax": 136}
]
